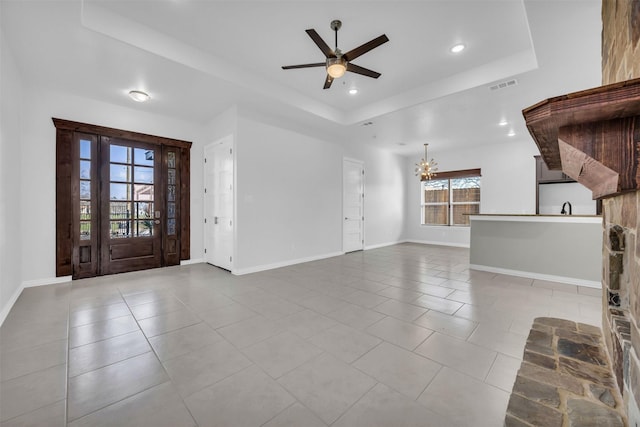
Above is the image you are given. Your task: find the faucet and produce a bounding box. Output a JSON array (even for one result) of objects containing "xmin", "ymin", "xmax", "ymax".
[{"xmin": 561, "ymin": 201, "xmax": 572, "ymax": 215}]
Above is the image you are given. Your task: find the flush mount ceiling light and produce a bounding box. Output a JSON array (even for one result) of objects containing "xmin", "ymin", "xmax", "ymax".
[
  {"xmin": 508, "ymin": 130, "xmax": 516, "ymax": 136},
  {"xmin": 414, "ymin": 143, "xmax": 438, "ymax": 181},
  {"xmin": 499, "ymin": 119, "xmax": 508, "ymax": 126},
  {"xmin": 128, "ymin": 90, "xmax": 150, "ymax": 102},
  {"xmin": 450, "ymin": 43, "xmax": 465, "ymax": 53},
  {"xmin": 348, "ymin": 88, "xmax": 358, "ymax": 95}
]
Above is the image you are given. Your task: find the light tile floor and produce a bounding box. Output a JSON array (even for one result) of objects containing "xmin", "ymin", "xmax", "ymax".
[{"xmin": 0, "ymin": 243, "xmax": 602, "ymax": 427}]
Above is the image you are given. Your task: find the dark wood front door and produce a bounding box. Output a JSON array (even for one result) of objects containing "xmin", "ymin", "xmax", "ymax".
[
  {"xmin": 54, "ymin": 118, "xmax": 191, "ymax": 279},
  {"xmin": 100, "ymin": 137, "xmax": 162, "ymax": 275}
]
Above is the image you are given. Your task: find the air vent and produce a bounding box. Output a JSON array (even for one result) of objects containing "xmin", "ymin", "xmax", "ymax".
[{"xmin": 489, "ymin": 79, "xmax": 518, "ymax": 91}]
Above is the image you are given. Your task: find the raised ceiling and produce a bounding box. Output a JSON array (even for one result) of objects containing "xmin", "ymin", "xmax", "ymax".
[{"xmin": 0, "ymin": 0, "xmax": 602, "ymax": 156}]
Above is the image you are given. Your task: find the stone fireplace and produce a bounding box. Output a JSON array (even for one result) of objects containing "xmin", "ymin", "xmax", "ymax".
[{"xmin": 522, "ymin": 1, "xmax": 640, "ymax": 424}]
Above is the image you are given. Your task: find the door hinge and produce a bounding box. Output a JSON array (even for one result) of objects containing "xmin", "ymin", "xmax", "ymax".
[
  {"xmin": 230, "ymin": 256, "xmax": 232, "ymax": 262},
  {"xmin": 204, "ymin": 158, "xmax": 207, "ymax": 163},
  {"xmin": 204, "ymin": 218, "xmax": 207, "ymax": 223},
  {"xmin": 230, "ymin": 220, "xmax": 233, "ymax": 226},
  {"xmin": 204, "ymin": 188, "xmax": 207, "ymax": 193},
  {"xmin": 204, "ymin": 248, "xmax": 207, "ymax": 253},
  {"xmin": 230, "ymin": 148, "xmax": 232, "ymax": 155},
  {"xmin": 362, "ymin": 170, "xmax": 365, "ymax": 175}
]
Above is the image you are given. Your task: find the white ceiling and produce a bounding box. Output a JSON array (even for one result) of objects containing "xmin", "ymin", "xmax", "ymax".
[{"xmin": 0, "ymin": 0, "xmax": 602, "ymax": 157}]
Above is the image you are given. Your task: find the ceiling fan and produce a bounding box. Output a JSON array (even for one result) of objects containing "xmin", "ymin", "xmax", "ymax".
[{"xmin": 282, "ymin": 20, "xmax": 389, "ymax": 89}]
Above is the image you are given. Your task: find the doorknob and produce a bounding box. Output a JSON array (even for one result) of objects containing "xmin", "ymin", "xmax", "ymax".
[{"xmin": 345, "ymin": 217, "xmax": 348, "ymax": 220}]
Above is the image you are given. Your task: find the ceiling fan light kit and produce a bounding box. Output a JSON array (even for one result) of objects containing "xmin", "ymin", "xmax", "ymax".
[
  {"xmin": 282, "ymin": 19, "xmax": 388, "ymax": 89},
  {"xmin": 326, "ymin": 57, "xmax": 347, "ymax": 78}
]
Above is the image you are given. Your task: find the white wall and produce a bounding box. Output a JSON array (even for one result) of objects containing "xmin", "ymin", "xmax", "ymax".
[
  {"xmin": 234, "ymin": 116, "xmax": 343, "ymax": 272},
  {"xmin": 344, "ymin": 143, "xmax": 406, "ymax": 249},
  {"xmin": 200, "ymin": 108, "xmax": 407, "ymax": 274},
  {"xmin": 404, "ymin": 139, "xmax": 539, "ymax": 247},
  {"xmin": 0, "ymin": 22, "xmax": 25, "ymax": 322},
  {"xmin": 18, "ymin": 86, "xmax": 205, "ymax": 284},
  {"xmin": 538, "ymin": 182, "xmax": 596, "ymax": 215}
]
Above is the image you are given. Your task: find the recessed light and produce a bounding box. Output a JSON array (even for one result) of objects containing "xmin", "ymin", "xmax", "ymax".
[
  {"xmin": 499, "ymin": 120, "xmax": 508, "ymax": 126},
  {"xmin": 128, "ymin": 90, "xmax": 150, "ymax": 102},
  {"xmin": 349, "ymin": 88, "xmax": 358, "ymax": 95},
  {"xmin": 508, "ymin": 130, "xmax": 516, "ymax": 136},
  {"xmin": 450, "ymin": 43, "xmax": 465, "ymax": 53}
]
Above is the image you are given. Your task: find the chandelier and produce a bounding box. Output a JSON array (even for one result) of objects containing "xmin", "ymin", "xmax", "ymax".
[{"xmin": 415, "ymin": 143, "xmax": 438, "ymax": 181}]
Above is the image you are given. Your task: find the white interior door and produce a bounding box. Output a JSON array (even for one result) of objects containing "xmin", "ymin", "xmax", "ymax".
[
  {"xmin": 204, "ymin": 138, "xmax": 234, "ymax": 270},
  {"xmin": 343, "ymin": 159, "xmax": 364, "ymax": 253}
]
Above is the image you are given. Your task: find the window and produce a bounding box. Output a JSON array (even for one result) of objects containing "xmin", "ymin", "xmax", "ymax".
[{"xmin": 421, "ymin": 169, "xmax": 481, "ymax": 226}]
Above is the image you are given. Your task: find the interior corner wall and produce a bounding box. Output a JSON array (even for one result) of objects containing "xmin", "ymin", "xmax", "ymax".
[
  {"xmin": 403, "ymin": 139, "xmax": 539, "ymax": 247},
  {"xmin": 234, "ymin": 116, "xmax": 343, "ymax": 272},
  {"xmin": 344, "ymin": 143, "xmax": 406, "ymax": 249},
  {"xmin": 0, "ymin": 22, "xmax": 24, "ymax": 323},
  {"xmin": 18, "ymin": 86, "xmax": 205, "ymax": 284}
]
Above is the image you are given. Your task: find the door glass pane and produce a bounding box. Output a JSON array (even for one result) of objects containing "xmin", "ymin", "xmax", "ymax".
[
  {"xmin": 110, "ymin": 183, "xmax": 130, "ymax": 200},
  {"xmin": 80, "ymin": 139, "xmax": 91, "ymax": 159},
  {"xmin": 110, "ymin": 164, "xmax": 130, "ymax": 182},
  {"xmin": 135, "ymin": 202, "xmax": 153, "ymax": 220},
  {"xmin": 135, "ymin": 220, "xmax": 153, "ymax": 237},
  {"xmin": 80, "ymin": 221, "xmax": 91, "ymax": 240},
  {"xmin": 134, "ymin": 184, "xmax": 154, "ymax": 201},
  {"xmin": 80, "ymin": 200, "xmax": 91, "ymax": 220},
  {"xmin": 110, "ymin": 202, "xmax": 131, "ymax": 219},
  {"xmin": 134, "ymin": 148, "xmax": 154, "ymax": 166},
  {"xmin": 80, "ymin": 181, "xmax": 91, "ymax": 199},
  {"xmin": 110, "ymin": 145, "xmax": 131, "ymax": 164},
  {"xmin": 134, "ymin": 166, "xmax": 153, "ymax": 184},
  {"xmin": 80, "ymin": 160, "xmax": 91, "ymax": 179},
  {"xmin": 110, "ymin": 221, "xmax": 132, "ymax": 238}
]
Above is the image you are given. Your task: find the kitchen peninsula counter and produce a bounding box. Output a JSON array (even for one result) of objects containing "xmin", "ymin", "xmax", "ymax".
[{"xmin": 469, "ymin": 214, "xmax": 602, "ymax": 287}]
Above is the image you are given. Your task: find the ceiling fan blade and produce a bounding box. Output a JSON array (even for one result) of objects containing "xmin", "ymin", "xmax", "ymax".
[
  {"xmin": 347, "ymin": 63, "xmax": 381, "ymax": 79},
  {"xmin": 343, "ymin": 34, "xmax": 389, "ymax": 61},
  {"xmin": 282, "ymin": 63, "xmax": 326, "ymax": 70},
  {"xmin": 306, "ymin": 29, "xmax": 335, "ymax": 58},
  {"xmin": 323, "ymin": 74, "xmax": 334, "ymax": 89}
]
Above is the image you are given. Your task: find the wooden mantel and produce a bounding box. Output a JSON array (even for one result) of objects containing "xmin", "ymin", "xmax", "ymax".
[{"xmin": 523, "ymin": 77, "xmax": 640, "ymax": 199}]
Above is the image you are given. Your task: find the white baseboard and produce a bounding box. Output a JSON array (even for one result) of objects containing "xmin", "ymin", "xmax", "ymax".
[
  {"xmin": 232, "ymin": 251, "xmax": 343, "ymax": 275},
  {"xmin": 22, "ymin": 276, "xmax": 71, "ymax": 288},
  {"xmin": 0, "ymin": 275, "xmax": 71, "ymax": 327},
  {"xmin": 180, "ymin": 258, "xmax": 204, "ymax": 266},
  {"xmin": 405, "ymin": 239, "xmax": 470, "ymax": 249},
  {"xmin": 469, "ymin": 264, "xmax": 601, "ymax": 288},
  {"xmin": 364, "ymin": 240, "xmax": 405, "ymax": 250},
  {"xmin": 0, "ymin": 284, "xmax": 24, "ymax": 327}
]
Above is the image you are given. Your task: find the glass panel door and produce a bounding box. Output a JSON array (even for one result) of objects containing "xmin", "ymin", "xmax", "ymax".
[{"xmin": 100, "ymin": 138, "xmax": 162, "ymax": 275}]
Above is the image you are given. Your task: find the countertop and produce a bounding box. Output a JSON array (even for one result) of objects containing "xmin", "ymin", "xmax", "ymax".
[{"xmin": 469, "ymin": 214, "xmax": 602, "ymax": 224}]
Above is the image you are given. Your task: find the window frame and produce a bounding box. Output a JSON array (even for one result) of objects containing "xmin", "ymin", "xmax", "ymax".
[{"xmin": 420, "ymin": 168, "xmax": 481, "ymax": 227}]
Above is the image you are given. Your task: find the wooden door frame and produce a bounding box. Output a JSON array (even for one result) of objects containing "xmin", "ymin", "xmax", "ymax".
[{"xmin": 53, "ymin": 118, "xmax": 192, "ymax": 278}]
